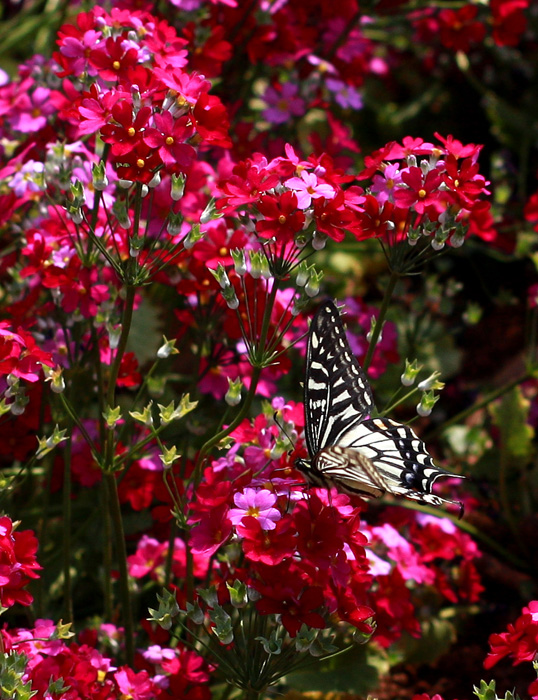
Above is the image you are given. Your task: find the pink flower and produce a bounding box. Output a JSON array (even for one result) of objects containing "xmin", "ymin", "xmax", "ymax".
[
  {"xmin": 262, "ymin": 82, "xmax": 305, "ymax": 125},
  {"xmin": 228, "ymin": 488, "xmax": 281, "ymax": 531},
  {"xmin": 114, "ymin": 667, "xmax": 155, "ymax": 700},
  {"xmin": 370, "ymin": 163, "xmax": 402, "ymax": 204},
  {"xmin": 284, "ymin": 171, "xmax": 336, "ymax": 209},
  {"xmin": 325, "ymin": 78, "xmax": 363, "ymax": 110}
]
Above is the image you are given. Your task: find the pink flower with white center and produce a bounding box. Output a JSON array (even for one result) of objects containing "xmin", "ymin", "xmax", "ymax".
[
  {"xmin": 284, "ymin": 171, "xmax": 336, "ymax": 209},
  {"xmin": 371, "ymin": 163, "xmax": 403, "ymax": 204},
  {"xmin": 228, "ymin": 488, "xmax": 281, "ymax": 531}
]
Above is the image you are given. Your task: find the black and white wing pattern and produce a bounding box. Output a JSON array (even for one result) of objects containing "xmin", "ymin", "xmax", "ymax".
[{"xmin": 296, "ymin": 300, "xmax": 464, "ymax": 510}]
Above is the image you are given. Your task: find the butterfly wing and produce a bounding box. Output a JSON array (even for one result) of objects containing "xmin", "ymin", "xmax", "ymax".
[
  {"xmin": 304, "ymin": 300, "xmax": 375, "ymax": 458},
  {"xmin": 300, "ymin": 299, "xmax": 464, "ymax": 510}
]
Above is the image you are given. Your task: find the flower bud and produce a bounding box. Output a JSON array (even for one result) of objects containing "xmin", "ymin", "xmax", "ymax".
[
  {"xmin": 157, "ymin": 336, "xmax": 179, "ymax": 359},
  {"xmin": 92, "ymin": 161, "xmax": 109, "ymax": 191},
  {"xmin": 416, "ymin": 390, "xmax": 439, "ymax": 417},
  {"xmin": 400, "ymin": 359, "xmax": 422, "ymax": 387},
  {"xmin": 183, "ymin": 223, "xmax": 203, "ymax": 249},
  {"xmin": 170, "ymin": 173, "xmax": 186, "ymax": 201},
  {"xmin": 305, "ymin": 269, "xmax": 323, "ymax": 297},
  {"xmin": 221, "ymin": 285, "xmax": 239, "ymax": 309},
  {"xmin": 225, "ymin": 377, "xmax": 242, "ymax": 406},
  {"xmin": 231, "ymin": 249, "xmax": 247, "ymax": 276},
  {"xmin": 209, "ymin": 263, "xmax": 231, "ymax": 289},
  {"xmin": 167, "ymin": 211, "xmax": 184, "ymax": 236}
]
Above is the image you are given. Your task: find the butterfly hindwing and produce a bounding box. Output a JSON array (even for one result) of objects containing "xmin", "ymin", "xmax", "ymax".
[{"xmin": 299, "ymin": 299, "xmax": 464, "ymax": 510}]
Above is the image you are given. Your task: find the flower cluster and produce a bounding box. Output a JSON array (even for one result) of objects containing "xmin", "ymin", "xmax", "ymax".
[
  {"xmin": 0, "ymin": 516, "xmax": 41, "ymax": 609},
  {"xmin": 3, "ymin": 0, "xmax": 533, "ymax": 695},
  {"xmin": 3, "ymin": 620, "xmax": 211, "ymax": 700}
]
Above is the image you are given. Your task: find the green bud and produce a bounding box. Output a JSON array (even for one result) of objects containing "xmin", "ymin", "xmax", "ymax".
[
  {"xmin": 167, "ymin": 211, "xmax": 184, "ymax": 236},
  {"xmin": 231, "ymin": 248, "xmax": 247, "ymax": 276},
  {"xmin": 417, "ymin": 390, "xmax": 440, "ymax": 417},
  {"xmin": 210, "ymin": 607, "xmax": 234, "ymax": 645},
  {"xmin": 400, "ymin": 359, "xmax": 423, "ymax": 387},
  {"xmin": 200, "ymin": 197, "xmax": 223, "ymax": 224},
  {"xmin": 103, "ymin": 405, "xmax": 122, "ymax": 429},
  {"xmin": 157, "ymin": 336, "xmax": 179, "ymax": 359},
  {"xmin": 295, "ymin": 260, "xmax": 310, "ymax": 287},
  {"xmin": 184, "ymin": 223, "xmax": 204, "ymax": 249},
  {"xmin": 36, "ymin": 425, "xmax": 68, "ymax": 459},
  {"xmin": 129, "ymin": 402, "xmax": 154, "ymax": 426},
  {"xmin": 305, "ymin": 268, "xmax": 323, "ymax": 297},
  {"xmin": 159, "ymin": 445, "xmax": 179, "ymax": 469},
  {"xmin": 43, "ymin": 365, "xmax": 65, "ymax": 394},
  {"xmin": 170, "ymin": 173, "xmax": 186, "ymax": 201},
  {"xmin": 255, "ymin": 631, "xmax": 282, "ymax": 655},
  {"xmin": 225, "ymin": 377, "xmax": 242, "ymax": 406},
  {"xmin": 148, "ymin": 588, "xmax": 180, "ymax": 630},
  {"xmin": 226, "ymin": 580, "xmax": 248, "ymax": 609},
  {"xmin": 221, "ymin": 285, "xmax": 239, "ymax": 310},
  {"xmin": 209, "ymin": 263, "xmax": 231, "ymax": 289},
  {"xmin": 92, "ymin": 161, "xmax": 109, "ymax": 190},
  {"xmin": 295, "ymin": 625, "xmax": 317, "ymax": 652},
  {"xmin": 417, "ymin": 371, "xmax": 444, "ymax": 391}
]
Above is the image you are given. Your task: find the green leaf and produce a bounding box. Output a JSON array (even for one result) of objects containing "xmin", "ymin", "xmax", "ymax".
[
  {"xmin": 399, "ymin": 618, "xmax": 456, "ymax": 666},
  {"xmin": 288, "ymin": 644, "xmax": 388, "ymax": 695},
  {"xmin": 490, "ymin": 387, "xmax": 535, "ymax": 463}
]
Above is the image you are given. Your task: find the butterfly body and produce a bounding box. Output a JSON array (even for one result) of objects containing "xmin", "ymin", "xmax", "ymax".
[{"xmin": 297, "ymin": 300, "xmax": 464, "ymax": 510}]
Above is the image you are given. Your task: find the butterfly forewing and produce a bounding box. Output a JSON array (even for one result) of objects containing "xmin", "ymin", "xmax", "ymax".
[
  {"xmin": 305, "ymin": 301, "xmax": 375, "ymax": 457},
  {"xmin": 300, "ymin": 300, "xmax": 464, "ymax": 510}
]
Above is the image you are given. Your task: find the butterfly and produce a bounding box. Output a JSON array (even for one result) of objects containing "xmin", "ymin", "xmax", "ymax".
[{"xmin": 295, "ymin": 300, "xmax": 464, "ymax": 512}]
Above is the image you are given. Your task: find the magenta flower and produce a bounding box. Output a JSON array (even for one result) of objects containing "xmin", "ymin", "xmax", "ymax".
[
  {"xmin": 284, "ymin": 171, "xmax": 336, "ymax": 209},
  {"xmin": 326, "ymin": 78, "xmax": 363, "ymax": 110},
  {"xmin": 371, "ymin": 163, "xmax": 402, "ymax": 204},
  {"xmin": 228, "ymin": 488, "xmax": 281, "ymax": 531},
  {"xmin": 262, "ymin": 83, "xmax": 305, "ymax": 125}
]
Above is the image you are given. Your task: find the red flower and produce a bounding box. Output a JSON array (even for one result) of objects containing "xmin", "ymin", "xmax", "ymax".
[
  {"xmin": 0, "ymin": 516, "xmax": 41, "ymax": 608},
  {"xmin": 350, "ymin": 194, "xmax": 398, "ymax": 241},
  {"xmin": 394, "ymin": 167, "xmax": 442, "ymax": 214},
  {"xmin": 115, "ymin": 142, "xmax": 163, "ymax": 184},
  {"xmin": 490, "ymin": 0, "xmax": 528, "ymax": 47},
  {"xmin": 189, "ymin": 505, "xmax": 233, "ymax": 556},
  {"xmin": 100, "ymin": 101, "xmax": 152, "ymax": 157},
  {"xmin": 143, "ymin": 112, "xmax": 196, "ymax": 169},
  {"xmin": 239, "ymin": 515, "xmax": 296, "ymax": 565},
  {"xmin": 89, "ymin": 36, "xmax": 139, "ymax": 82},
  {"xmin": 484, "ymin": 607, "xmax": 538, "ymax": 669},
  {"xmin": 438, "ymin": 5, "xmax": 486, "ymax": 53},
  {"xmin": 256, "ymin": 191, "xmax": 305, "ymax": 241},
  {"xmin": 255, "ymin": 570, "xmax": 326, "ymax": 636}
]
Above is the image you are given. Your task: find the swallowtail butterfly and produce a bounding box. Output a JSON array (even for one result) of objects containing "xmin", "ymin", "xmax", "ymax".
[{"xmin": 296, "ymin": 300, "xmax": 464, "ymax": 511}]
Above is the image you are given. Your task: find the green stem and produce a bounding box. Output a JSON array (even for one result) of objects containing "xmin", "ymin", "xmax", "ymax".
[
  {"xmin": 362, "ymin": 270, "xmax": 399, "ymax": 373},
  {"xmin": 102, "ymin": 478, "xmax": 113, "ymax": 622},
  {"xmin": 106, "ymin": 285, "xmax": 137, "ymax": 410},
  {"xmin": 104, "ymin": 472, "xmax": 135, "ymax": 665},
  {"xmin": 427, "ymin": 372, "xmax": 530, "ymax": 440},
  {"xmin": 194, "ymin": 281, "xmax": 280, "ymax": 481},
  {"xmin": 62, "ymin": 419, "xmax": 74, "ymax": 625}
]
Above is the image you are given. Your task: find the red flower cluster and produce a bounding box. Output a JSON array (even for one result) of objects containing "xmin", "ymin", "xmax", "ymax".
[
  {"xmin": 51, "ymin": 8, "xmax": 230, "ymax": 184},
  {"xmin": 217, "ymin": 136, "xmax": 493, "ymax": 255},
  {"xmin": 4, "ymin": 620, "xmax": 211, "ymax": 700},
  {"xmin": 484, "ymin": 601, "xmax": 538, "ymax": 669},
  {"xmin": 0, "ymin": 516, "xmax": 41, "ymax": 608}
]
